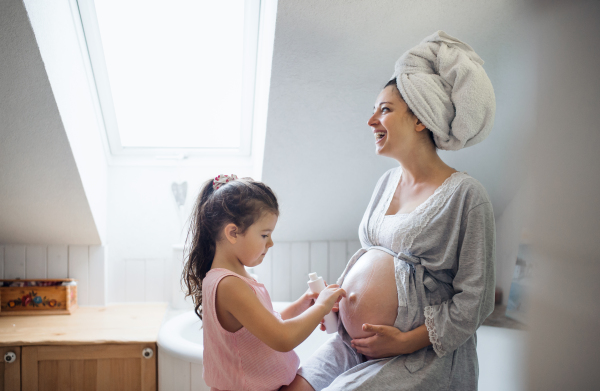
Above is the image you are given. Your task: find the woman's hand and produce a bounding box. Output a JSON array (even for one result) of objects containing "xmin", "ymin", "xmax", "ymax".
[{"xmin": 350, "ymin": 323, "xmax": 431, "ymax": 359}]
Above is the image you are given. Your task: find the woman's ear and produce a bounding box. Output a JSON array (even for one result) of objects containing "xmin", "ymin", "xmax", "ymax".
[
  {"xmin": 223, "ymin": 223, "xmax": 238, "ymax": 244},
  {"xmin": 414, "ymin": 117, "xmax": 427, "ymax": 132}
]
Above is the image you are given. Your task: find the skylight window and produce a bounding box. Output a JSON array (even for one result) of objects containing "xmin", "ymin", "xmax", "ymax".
[{"xmin": 77, "ymin": 0, "xmax": 259, "ymax": 157}]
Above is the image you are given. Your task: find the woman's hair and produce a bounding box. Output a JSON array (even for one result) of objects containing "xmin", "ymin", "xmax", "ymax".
[
  {"xmin": 182, "ymin": 177, "xmax": 279, "ymax": 320},
  {"xmin": 384, "ymin": 78, "xmax": 437, "ymax": 148}
]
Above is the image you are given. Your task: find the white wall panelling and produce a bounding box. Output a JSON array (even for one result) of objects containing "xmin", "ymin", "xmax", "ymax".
[
  {"xmin": 145, "ymin": 259, "xmax": 167, "ymax": 302},
  {"xmin": 68, "ymin": 246, "xmax": 89, "ymax": 305},
  {"xmin": 290, "ymin": 242, "xmax": 310, "ymax": 299},
  {"xmin": 328, "ymin": 241, "xmax": 347, "ymax": 285},
  {"xmin": 0, "ymin": 244, "xmax": 105, "ymax": 306},
  {"xmin": 2, "ymin": 237, "xmax": 490, "ymax": 305},
  {"xmin": 254, "ymin": 251, "xmax": 273, "ymax": 295},
  {"xmin": 271, "ymin": 243, "xmax": 292, "ymax": 302},
  {"xmin": 47, "ymin": 245, "xmax": 69, "ymax": 279},
  {"xmin": 346, "ymin": 241, "xmax": 361, "ymax": 260},
  {"xmin": 107, "ymin": 257, "xmax": 126, "ymax": 304},
  {"xmin": 158, "ymin": 354, "xmax": 192, "ymax": 391},
  {"xmin": 109, "ymin": 239, "xmax": 362, "ymax": 305},
  {"xmin": 125, "ymin": 259, "xmax": 146, "ymax": 302},
  {"xmin": 4, "ymin": 245, "xmax": 26, "ymax": 279},
  {"xmin": 255, "ymin": 240, "xmax": 360, "ymax": 302},
  {"xmin": 310, "ymin": 242, "xmax": 329, "ymax": 285},
  {"xmin": 88, "ymin": 245, "xmax": 106, "ymax": 306},
  {"xmin": 25, "ymin": 245, "xmax": 47, "ymax": 279},
  {"xmin": 190, "ymin": 362, "xmax": 208, "ymax": 391},
  {"xmin": 116, "ymin": 258, "xmax": 170, "ymax": 304}
]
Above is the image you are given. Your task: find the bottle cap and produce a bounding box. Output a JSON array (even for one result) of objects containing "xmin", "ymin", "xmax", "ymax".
[{"xmin": 308, "ymin": 272, "xmax": 319, "ymax": 281}]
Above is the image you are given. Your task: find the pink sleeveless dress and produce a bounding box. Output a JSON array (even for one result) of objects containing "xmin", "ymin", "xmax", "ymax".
[{"xmin": 202, "ymin": 268, "xmax": 300, "ymax": 391}]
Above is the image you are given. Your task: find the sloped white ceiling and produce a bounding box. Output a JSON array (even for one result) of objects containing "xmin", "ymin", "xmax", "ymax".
[
  {"xmin": 0, "ymin": 0, "xmax": 100, "ymax": 244},
  {"xmin": 263, "ymin": 0, "xmax": 537, "ymax": 241}
]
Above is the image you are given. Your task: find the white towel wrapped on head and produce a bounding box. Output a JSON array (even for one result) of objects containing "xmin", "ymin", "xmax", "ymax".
[{"xmin": 392, "ymin": 30, "xmax": 496, "ymax": 151}]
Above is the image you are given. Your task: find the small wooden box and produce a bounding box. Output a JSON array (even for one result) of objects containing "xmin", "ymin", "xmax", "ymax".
[{"xmin": 0, "ymin": 279, "xmax": 77, "ymax": 316}]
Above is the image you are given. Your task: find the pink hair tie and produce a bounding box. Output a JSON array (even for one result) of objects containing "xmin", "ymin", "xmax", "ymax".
[{"xmin": 213, "ymin": 174, "xmax": 238, "ymax": 191}]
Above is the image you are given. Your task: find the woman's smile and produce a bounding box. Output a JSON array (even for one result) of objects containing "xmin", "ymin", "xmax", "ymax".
[{"xmin": 374, "ymin": 131, "xmax": 387, "ymax": 144}]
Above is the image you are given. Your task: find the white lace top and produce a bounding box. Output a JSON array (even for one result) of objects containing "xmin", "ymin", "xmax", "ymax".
[
  {"xmin": 377, "ymin": 213, "xmax": 410, "ymax": 249},
  {"xmin": 367, "ymin": 167, "xmax": 469, "ymax": 253}
]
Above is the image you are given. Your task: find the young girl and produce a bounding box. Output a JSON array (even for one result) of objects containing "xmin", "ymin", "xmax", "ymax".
[{"xmin": 183, "ymin": 174, "xmax": 345, "ymax": 391}]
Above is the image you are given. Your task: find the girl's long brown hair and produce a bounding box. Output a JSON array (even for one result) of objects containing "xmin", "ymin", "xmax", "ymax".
[{"xmin": 182, "ymin": 177, "xmax": 278, "ymax": 320}]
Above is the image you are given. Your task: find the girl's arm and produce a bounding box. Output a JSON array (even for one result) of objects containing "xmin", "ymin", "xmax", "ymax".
[
  {"xmin": 279, "ymin": 289, "xmax": 319, "ymax": 320},
  {"xmin": 216, "ymin": 276, "xmax": 345, "ymax": 352}
]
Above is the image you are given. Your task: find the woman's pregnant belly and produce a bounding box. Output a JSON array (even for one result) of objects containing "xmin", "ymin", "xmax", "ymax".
[{"xmin": 339, "ymin": 249, "xmax": 398, "ymax": 339}]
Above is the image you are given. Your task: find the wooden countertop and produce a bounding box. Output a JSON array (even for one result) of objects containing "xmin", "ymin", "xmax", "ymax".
[{"xmin": 0, "ymin": 303, "xmax": 168, "ymax": 346}]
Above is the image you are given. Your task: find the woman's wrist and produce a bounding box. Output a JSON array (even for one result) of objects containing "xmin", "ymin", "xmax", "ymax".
[{"xmin": 401, "ymin": 324, "xmax": 432, "ymax": 354}]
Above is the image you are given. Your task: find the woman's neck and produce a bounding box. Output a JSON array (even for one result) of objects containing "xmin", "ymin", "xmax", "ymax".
[{"xmin": 393, "ymin": 144, "xmax": 455, "ymax": 185}]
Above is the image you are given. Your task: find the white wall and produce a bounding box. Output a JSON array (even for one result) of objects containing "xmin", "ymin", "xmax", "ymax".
[
  {"xmin": 105, "ymin": 165, "xmax": 253, "ymax": 303},
  {"xmin": 24, "ymin": 0, "xmax": 109, "ymax": 243},
  {"xmin": 104, "ymin": 164, "xmax": 361, "ymax": 304},
  {"xmin": 104, "ymin": 0, "xmax": 537, "ymax": 305},
  {"xmin": 0, "ymin": 0, "xmax": 109, "ymax": 306},
  {"xmin": 251, "ymin": 0, "xmax": 278, "ymax": 181},
  {"xmin": 0, "ymin": 0, "xmax": 101, "ymax": 244},
  {"xmin": 77, "ymin": 0, "xmax": 278, "ymax": 304},
  {"xmin": 2, "ymin": 0, "xmax": 538, "ymax": 311},
  {"xmin": 262, "ymin": 0, "xmax": 537, "ymax": 242}
]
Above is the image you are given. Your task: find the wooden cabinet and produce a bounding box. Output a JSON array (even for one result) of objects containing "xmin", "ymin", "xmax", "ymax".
[
  {"xmin": 0, "ymin": 304, "xmax": 166, "ymax": 391},
  {"xmin": 0, "ymin": 346, "xmax": 20, "ymax": 391},
  {"xmin": 0, "ymin": 343, "xmax": 156, "ymax": 391},
  {"xmin": 21, "ymin": 343, "xmax": 156, "ymax": 391}
]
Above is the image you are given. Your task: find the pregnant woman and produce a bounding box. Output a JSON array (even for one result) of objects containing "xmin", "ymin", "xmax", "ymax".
[{"xmin": 284, "ymin": 31, "xmax": 497, "ymax": 390}]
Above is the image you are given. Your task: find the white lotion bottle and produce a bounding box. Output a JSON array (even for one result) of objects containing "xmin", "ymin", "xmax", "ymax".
[{"xmin": 307, "ymin": 272, "xmax": 338, "ymax": 334}]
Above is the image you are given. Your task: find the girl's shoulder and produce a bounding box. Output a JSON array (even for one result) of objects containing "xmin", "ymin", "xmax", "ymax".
[
  {"xmin": 204, "ymin": 268, "xmax": 244, "ymax": 292},
  {"xmin": 204, "ymin": 268, "xmax": 263, "ymax": 292},
  {"xmin": 204, "ymin": 267, "xmax": 236, "ymax": 284}
]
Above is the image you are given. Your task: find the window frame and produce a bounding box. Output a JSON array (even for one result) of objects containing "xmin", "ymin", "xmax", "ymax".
[{"xmin": 75, "ymin": 0, "xmax": 260, "ymax": 159}]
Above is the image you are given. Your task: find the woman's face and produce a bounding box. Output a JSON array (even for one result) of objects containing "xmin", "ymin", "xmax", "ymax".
[{"xmin": 367, "ymin": 85, "xmax": 424, "ymax": 158}]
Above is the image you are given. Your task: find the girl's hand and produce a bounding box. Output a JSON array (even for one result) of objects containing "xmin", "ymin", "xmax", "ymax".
[
  {"xmin": 278, "ymin": 288, "xmax": 319, "ymax": 320},
  {"xmin": 318, "ymin": 301, "xmax": 339, "ymax": 331},
  {"xmin": 300, "ymin": 289, "xmax": 320, "ymax": 311},
  {"xmin": 286, "ymin": 289, "xmax": 319, "ymax": 319},
  {"xmin": 314, "ymin": 284, "xmax": 346, "ymax": 313},
  {"xmin": 350, "ymin": 323, "xmax": 431, "ymax": 358}
]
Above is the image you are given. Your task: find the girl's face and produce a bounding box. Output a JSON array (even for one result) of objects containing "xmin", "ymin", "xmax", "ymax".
[
  {"xmin": 367, "ymin": 86, "xmax": 423, "ymax": 158},
  {"xmin": 234, "ymin": 212, "xmax": 277, "ymax": 268}
]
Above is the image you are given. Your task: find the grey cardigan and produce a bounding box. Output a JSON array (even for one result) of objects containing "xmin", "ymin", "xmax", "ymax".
[{"xmin": 298, "ymin": 167, "xmax": 496, "ymax": 390}]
